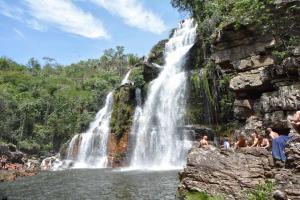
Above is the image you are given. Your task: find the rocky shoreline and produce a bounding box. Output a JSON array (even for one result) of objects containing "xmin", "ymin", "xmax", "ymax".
[
  {"xmin": 178, "ymin": 137, "xmax": 300, "ymax": 200},
  {"xmin": 0, "ymin": 143, "xmax": 42, "ymax": 182}
]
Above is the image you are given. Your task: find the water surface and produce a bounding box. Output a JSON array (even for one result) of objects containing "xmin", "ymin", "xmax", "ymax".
[{"xmin": 0, "ymin": 169, "xmax": 180, "ymax": 200}]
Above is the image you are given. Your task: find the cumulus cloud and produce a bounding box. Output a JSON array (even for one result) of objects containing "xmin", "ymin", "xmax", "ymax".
[
  {"xmin": 24, "ymin": 0, "xmax": 108, "ymax": 39},
  {"xmin": 90, "ymin": 0, "xmax": 167, "ymax": 34}
]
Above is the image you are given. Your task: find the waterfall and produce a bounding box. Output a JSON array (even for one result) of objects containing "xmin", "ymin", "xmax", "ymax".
[
  {"xmin": 129, "ymin": 19, "xmax": 197, "ymax": 170},
  {"xmin": 121, "ymin": 69, "xmax": 132, "ymax": 85},
  {"xmin": 65, "ymin": 71, "xmax": 132, "ymax": 168},
  {"xmin": 66, "ymin": 92, "xmax": 113, "ymax": 168}
]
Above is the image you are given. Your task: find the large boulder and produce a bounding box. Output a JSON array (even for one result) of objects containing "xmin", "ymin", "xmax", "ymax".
[
  {"xmin": 0, "ymin": 144, "xmax": 24, "ymax": 164},
  {"xmin": 179, "ymin": 147, "xmax": 272, "ymax": 199}
]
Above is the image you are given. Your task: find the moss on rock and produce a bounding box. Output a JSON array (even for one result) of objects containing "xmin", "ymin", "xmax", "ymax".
[
  {"xmin": 147, "ymin": 39, "xmax": 168, "ymax": 65},
  {"xmin": 110, "ymin": 85, "xmax": 135, "ymax": 139}
]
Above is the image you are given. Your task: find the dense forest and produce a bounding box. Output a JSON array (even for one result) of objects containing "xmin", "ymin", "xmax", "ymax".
[{"xmin": 0, "ymin": 46, "xmax": 139, "ymax": 155}]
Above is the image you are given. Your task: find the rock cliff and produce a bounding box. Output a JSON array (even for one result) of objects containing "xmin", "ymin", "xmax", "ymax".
[{"xmin": 179, "ymin": 1, "xmax": 300, "ymax": 199}]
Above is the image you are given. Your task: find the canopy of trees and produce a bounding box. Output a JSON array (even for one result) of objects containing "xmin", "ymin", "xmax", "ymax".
[{"xmin": 0, "ymin": 46, "xmax": 139, "ymax": 155}]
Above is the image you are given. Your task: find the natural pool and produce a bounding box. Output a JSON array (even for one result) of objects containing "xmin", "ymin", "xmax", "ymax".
[{"xmin": 0, "ymin": 169, "xmax": 180, "ymax": 200}]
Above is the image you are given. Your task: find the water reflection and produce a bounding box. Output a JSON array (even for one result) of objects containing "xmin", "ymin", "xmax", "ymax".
[{"xmin": 0, "ymin": 169, "xmax": 179, "ymax": 200}]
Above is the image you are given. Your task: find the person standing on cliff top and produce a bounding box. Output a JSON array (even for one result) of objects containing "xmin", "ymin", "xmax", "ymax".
[{"xmin": 199, "ymin": 135, "xmax": 209, "ymax": 147}]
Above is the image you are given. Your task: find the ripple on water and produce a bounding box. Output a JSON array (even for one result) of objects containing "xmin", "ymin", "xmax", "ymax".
[{"xmin": 0, "ymin": 169, "xmax": 180, "ymax": 200}]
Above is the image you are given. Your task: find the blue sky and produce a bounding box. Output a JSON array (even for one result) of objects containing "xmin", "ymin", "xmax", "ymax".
[{"xmin": 0, "ymin": 0, "xmax": 187, "ymax": 65}]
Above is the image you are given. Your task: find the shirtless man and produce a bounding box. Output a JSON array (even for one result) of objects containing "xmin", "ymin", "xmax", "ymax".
[
  {"xmin": 199, "ymin": 135, "xmax": 209, "ymax": 147},
  {"xmin": 259, "ymin": 134, "xmax": 270, "ymax": 149},
  {"xmin": 250, "ymin": 131, "xmax": 259, "ymax": 147},
  {"xmin": 267, "ymin": 128, "xmax": 279, "ymax": 139},
  {"xmin": 289, "ymin": 111, "xmax": 300, "ymax": 133}
]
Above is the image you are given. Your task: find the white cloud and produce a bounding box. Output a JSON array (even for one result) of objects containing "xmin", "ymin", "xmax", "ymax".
[
  {"xmin": 13, "ymin": 28, "xmax": 26, "ymax": 39},
  {"xmin": 25, "ymin": 0, "xmax": 108, "ymax": 39},
  {"xmin": 90, "ymin": 0, "xmax": 167, "ymax": 34},
  {"xmin": 0, "ymin": 1, "xmax": 24, "ymax": 21},
  {"xmin": 25, "ymin": 19, "xmax": 46, "ymax": 32}
]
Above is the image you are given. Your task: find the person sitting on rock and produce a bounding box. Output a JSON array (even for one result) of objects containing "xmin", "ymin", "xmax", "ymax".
[
  {"xmin": 249, "ymin": 131, "xmax": 259, "ymax": 147},
  {"xmin": 199, "ymin": 135, "xmax": 209, "ymax": 147},
  {"xmin": 221, "ymin": 136, "xmax": 230, "ymax": 150},
  {"xmin": 259, "ymin": 134, "xmax": 270, "ymax": 149},
  {"xmin": 234, "ymin": 133, "xmax": 248, "ymax": 149},
  {"xmin": 288, "ymin": 111, "xmax": 300, "ymax": 134}
]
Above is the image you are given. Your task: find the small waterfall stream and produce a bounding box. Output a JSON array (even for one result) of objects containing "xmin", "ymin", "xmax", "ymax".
[
  {"xmin": 66, "ymin": 92, "xmax": 113, "ymax": 168},
  {"xmin": 65, "ymin": 70, "xmax": 132, "ymax": 168},
  {"xmin": 129, "ymin": 19, "xmax": 197, "ymax": 170}
]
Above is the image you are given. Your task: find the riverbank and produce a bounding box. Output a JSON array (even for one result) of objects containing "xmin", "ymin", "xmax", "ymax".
[{"xmin": 0, "ymin": 143, "xmax": 41, "ymax": 182}]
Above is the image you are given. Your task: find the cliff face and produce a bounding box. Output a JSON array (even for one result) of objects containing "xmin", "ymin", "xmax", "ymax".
[
  {"xmin": 179, "ymin": 1, "xmax": 300, "ymax": 199},
  {"xmin": 108, "ymin": 84, "xmax": 135, "ymax": 167},
  {"xmin": 212, "ymin": 17, "xmax": 300, "ymax": 135}
]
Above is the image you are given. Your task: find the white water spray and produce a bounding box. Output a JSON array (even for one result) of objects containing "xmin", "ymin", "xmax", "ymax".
[
  {"xmin": 129, "ymin": 19, "xmax": 197, "ymax": 170},
  {"xmin": 65, "ymin": 71, "xmax": 132, "ymax": 168}
]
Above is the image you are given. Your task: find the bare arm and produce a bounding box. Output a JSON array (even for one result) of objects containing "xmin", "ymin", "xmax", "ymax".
[
  {"xmin": 250, "ymin": 138, "xmax": 258, "ymax": 147},
  {"xmin": 262, "ymin": 139, "xmax": 270, "ymax": 149}
]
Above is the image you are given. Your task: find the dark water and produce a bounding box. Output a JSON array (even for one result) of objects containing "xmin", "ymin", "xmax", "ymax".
[{"xmin": 0, "ymin": 169, "xmax": 180, "ymax": 200}]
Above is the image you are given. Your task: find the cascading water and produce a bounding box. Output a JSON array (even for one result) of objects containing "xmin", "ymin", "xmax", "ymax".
[
  {"xmin": 121, "ymin": 69, "xmax": 132, "ymax": 85},
  {"xmin": 65, "ymin": 71, "xmax": 131, "ymax": 168},
  {"xmin": 67, "ymin": 92, "xmax": 113, "ymax": 168},
  {"xmin": 129, "ymin": 19, "xmax": 197, "ymax": 170}
]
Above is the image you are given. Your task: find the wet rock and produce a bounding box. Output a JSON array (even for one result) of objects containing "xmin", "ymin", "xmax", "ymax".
[
  {"xmin": 143, "ymin": 62, "xmax": 161, "ymax": 82},
  {"xmin": 40, "ymin": 155, "xmax": 60, "ymax": 170},
  {"xmin": 25, "ymin": 158, "xmax": 40, "ymax": 171}
]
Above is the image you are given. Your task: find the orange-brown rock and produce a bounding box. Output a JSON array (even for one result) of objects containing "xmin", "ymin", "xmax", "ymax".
[{"xmin": 107, "ymin": 131, "xmax": 129, "ymax": 167}]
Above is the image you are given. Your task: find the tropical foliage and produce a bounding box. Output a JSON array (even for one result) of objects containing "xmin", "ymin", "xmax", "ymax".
[{"xmin": 0, "ymin": 46, "xmax": 138, "ymax": 154}]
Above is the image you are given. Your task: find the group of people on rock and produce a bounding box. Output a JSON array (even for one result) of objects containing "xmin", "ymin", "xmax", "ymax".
[{"xmin": 199, "ymin": 111, "xmax": 300, "ymax": 164}]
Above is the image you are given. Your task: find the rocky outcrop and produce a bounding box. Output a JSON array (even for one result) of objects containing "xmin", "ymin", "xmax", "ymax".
[
  {"xmin": 180, "ymin": 2, "xmax": 300, "ymax": 199},
  {"xmin": 147, "ymin": 39, "xmax": 168, "ymax": 66},
  {"xmin": 179, "ymin": 138, "xmax": 300, "ymax": 200},
  {"xmin": 108, "ymin": 84, "xmax": 135, "ymax": 167},
  {"xmin": 0, "ymin": 144, "xmax": 24, "ymax": 164},
  {"xmin": 211, "ymin": 2, "xmax": 300, "ymax": 134}
]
